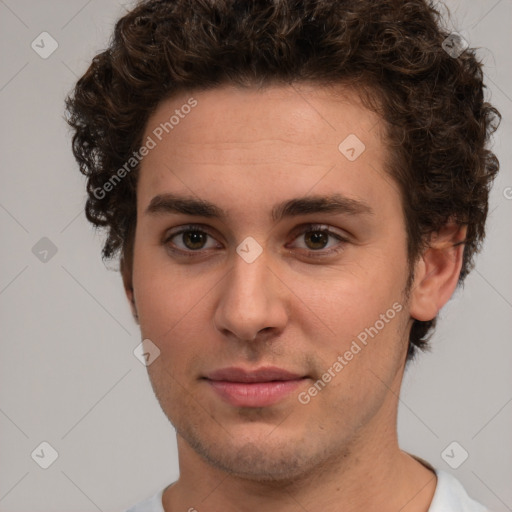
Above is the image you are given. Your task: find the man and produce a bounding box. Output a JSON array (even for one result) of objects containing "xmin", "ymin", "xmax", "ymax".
[{"xmin": 66, "ymin": 0, "xmax": 500, "ymax": 510}]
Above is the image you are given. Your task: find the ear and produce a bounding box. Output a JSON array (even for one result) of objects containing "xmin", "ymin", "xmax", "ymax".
[
  {"xmin": 121, "ymin": 254, "xmax": 139, "ymax": 324},
  {"xmin": 409, "ymin": 223, "xmax": 467, "ymax": 322}
]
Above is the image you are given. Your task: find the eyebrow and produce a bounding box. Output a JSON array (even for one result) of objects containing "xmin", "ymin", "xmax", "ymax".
[{"xmin": 145, "ymin": 192, "xmax": 374, "ymax": 222}]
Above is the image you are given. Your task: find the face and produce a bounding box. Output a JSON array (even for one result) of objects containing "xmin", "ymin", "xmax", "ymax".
[{"xmin": 128, "ymin": 83, "xmax": 414, "ymax": 481}]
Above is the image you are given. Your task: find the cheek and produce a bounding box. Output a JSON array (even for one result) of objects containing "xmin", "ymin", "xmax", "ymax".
[
  {"xmin": 132, "ymin": 253, "xmax": 219, "ymax": 372},
  {"xmin": 290, "ymin": 266, "xmax": 409, "ymax": 398},
  {"xmin": 294, "ymin": 263, "xmax": 406, "ymax": 335},
  {"xmin": 132, "ymin": 246, "xmax": 191, "ymax": 337},
  {"xmin": 304, "ymin": 301, "xmax": 408, "ymax": 418},
  {"xmin": 136, "ymin": 279, "xmax": 203, "ymax": 341}
]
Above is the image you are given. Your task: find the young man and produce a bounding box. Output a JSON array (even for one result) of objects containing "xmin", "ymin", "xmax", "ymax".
[{"xmin": 66, "ymin": 0, "xmax": 500, "ymax": 510}]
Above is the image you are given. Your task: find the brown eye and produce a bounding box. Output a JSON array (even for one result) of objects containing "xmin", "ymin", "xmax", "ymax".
[
  {"xmin": 164, "ymin": 226, "xmax": 221, "ymax": 254},
  {"xmin": 181, "ymin": 231, "xmax": 208, "ymax": 250},
  {"xmin": 303, "ymin": 231, "xmax": 329, "ymax": 250},
  {"xmin": 287, "ymin": 224, "xmax": 348, "ymax": 257}
]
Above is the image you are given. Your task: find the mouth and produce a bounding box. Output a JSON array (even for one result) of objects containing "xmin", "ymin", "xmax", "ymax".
[{"xmin": 202, "ymin": 366, "xmax": 309, "ymax": 407}]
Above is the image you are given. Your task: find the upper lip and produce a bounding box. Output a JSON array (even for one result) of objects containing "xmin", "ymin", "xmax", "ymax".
[{"xmin": 205, "ymin": 367, "xmax": 305, "ymax": 383}]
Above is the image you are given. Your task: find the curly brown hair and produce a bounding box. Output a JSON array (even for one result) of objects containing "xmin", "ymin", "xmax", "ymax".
[{"xmin": 65, "ymin": 0, "xmax": 500, "ymax": 359}]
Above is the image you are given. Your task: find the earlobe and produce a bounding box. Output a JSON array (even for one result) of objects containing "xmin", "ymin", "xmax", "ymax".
[{"xmin": 409, "ymin": 223, "xmax": 467, "ymax": 322}]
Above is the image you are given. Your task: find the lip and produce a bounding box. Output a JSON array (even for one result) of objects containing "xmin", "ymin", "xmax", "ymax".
[
  {"xmin": 205, "ymin": 366, "xmax": 304, "ymax": 383},
  {"xmin": 203, "ymin": 366, "xmax": 308, "ymax": 407}
]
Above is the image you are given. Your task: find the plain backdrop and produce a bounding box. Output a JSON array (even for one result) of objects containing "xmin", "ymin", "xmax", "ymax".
[{"xmin": 0, "ymin": 0, "xmax": 511, "ymax": 511}]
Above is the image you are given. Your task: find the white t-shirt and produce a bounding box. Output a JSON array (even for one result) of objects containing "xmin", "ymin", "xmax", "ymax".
[{"xmin": 125, "ymin": 470, "xmax": 490, "ymax": 512}]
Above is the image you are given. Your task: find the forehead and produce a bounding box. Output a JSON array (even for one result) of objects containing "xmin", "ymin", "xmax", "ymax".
[
  {"xmin": 137, "ymin": 83, "xmax": 397, "ymax": 221},
  {"xmin": 143, "ymin": 82, "xmax": 384, "ymax": 147}
]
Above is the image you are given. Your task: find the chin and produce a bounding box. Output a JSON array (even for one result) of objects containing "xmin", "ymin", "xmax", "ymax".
[{"xmin": 176, "ymin": 421, "xmax": 340, "ymax": 483}]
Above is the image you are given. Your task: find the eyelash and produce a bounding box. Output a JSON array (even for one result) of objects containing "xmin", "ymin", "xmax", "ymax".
[{"xmin": 163, "ymin": 224, "xmax": 349, "ymax": 259}]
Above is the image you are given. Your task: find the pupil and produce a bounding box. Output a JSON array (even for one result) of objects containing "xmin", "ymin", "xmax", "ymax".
[
  {"xmin": 184, "ymin": 231, "xmax": 206, "ymax": 249},
  {"xmin": 306, "ymin": 231, "xmax": 327, "ymax": 249}
]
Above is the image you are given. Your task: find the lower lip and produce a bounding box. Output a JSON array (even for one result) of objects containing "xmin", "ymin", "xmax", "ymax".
[{"xmin": 206, "ymin": 379, "xmax": 306, "ymax": 407}]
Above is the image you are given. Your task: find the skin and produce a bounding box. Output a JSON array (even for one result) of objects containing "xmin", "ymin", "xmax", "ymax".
[{"xmin": 122, "ymin": 83, "xmax": 466, "ymax": 512}]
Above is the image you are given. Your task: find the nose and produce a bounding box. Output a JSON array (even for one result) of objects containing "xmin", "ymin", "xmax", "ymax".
[{"xmin": 213, "ymin": 247, "xmax": 288, "ymax": 343}]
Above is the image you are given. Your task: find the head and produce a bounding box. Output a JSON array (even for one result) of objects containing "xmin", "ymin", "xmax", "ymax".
[{"xmin": 66, "ymin": 0, "xmax": 499, "ymax": 482}]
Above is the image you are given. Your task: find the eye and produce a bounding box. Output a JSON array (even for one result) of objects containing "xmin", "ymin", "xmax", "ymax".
[
  {"xmin": 287, "ymin": 224, "xmax": 348, "ymax": 256},
  {"xmin": 163, "ymin": 223, "xmax": 348, "ymax": 259},
  {"xmin": 164, "ymin": 225, "xmax": 221, "ymax": 254}
]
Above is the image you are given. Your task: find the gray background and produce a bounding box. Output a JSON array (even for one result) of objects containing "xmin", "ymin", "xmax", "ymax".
[{"xmin": 0, "ymin": 0, "xmax": 511, "ymax": 510}]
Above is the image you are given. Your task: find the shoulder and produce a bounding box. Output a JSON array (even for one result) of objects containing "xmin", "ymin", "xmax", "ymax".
[
  {"xmin": 429, "ymin": 470, "xmax": 490, "ymax": 512},
  {"xmin": 124, "ymin": 488, "xmax": 165, "ymax": 512}
]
